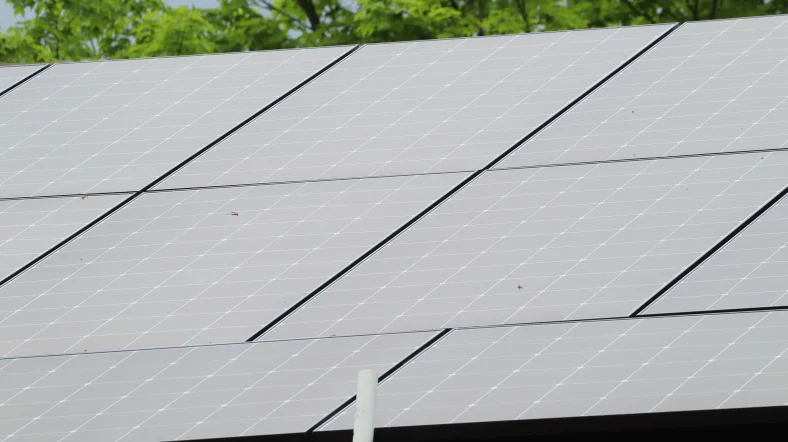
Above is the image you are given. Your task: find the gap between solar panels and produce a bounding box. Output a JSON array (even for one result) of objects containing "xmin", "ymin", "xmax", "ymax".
[
  {"xmin": 491, "ymin": 146, "xmax": 788, "ymax": 176},
  {"xmin": 145, "ymin": 170, "xmax": 477, "ymax": 195},
  {"xmin": 631, "ymin": 189, "xmax": 788, "ymax": 316},
  {"xmin": 0, "ymin": 190, "xmax": 135, "ymax": 203},
  {"xmin": 0, "ymin": 304, "xmax": 786, "ymax": 363},
  {"xmin": 0, "ymin": 46, "xmax": 361, "ymax": 291},
  {"xmin": 0, "ymin": 63, "xmax": 50, "ymax": 99},
  {"xmin": 308, "ymin": 329, "xmax": 453, "ymax": 434},
  {"xmin": 246, "ymin": 22, "xmax": 682, "ymax": 343}
]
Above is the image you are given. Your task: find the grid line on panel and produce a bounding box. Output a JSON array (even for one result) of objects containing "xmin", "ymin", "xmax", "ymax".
[
  {"xmin": 248, "ymin": 23, "xmax": 680, "ymax": 343},
  {"xmin": 0, "ymin": 64, "xmax": 50, "ymax": 99},
  {"xmin": 0, "ymin": 47, "xmax": 359, "ymax": 295},
  {"xmin": 310, "ymin": 328, "xmax": 453, "ymax": 433},
  {"xmin": 631, "ymin": 184, "xmax": 788, "ymax": 316}
]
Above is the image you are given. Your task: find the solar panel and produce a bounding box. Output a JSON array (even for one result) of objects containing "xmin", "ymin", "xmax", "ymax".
[
  {"xmin": 0, "ymin": 194, "xmax": 126, "ymax": 282},
  {"xmin": 0, "ymin": 47, "xmax": 351, "ymax": 199},
  {"xmin": 0, "ymin": 65, "xmax": 44, "ymax": 95},
  {"xmin": 264, "ymin": 151, "xmax": 788, "ymax": 340},
  {"xmin": 496, "ymin": 16, "xmax": 788, "ymax": 169},
  {"xmin": 0, "ymin": 173, "xmax": 467, "ymax": 357},
  {"xmin": 0, "ymin": 331, "xmax": 435, "ymax": 441},
  {"xmin": 646, "ymin": 193, "xmax": 788, "ymax": 314},
  {"xmin": 321, "ymin": 312, "xmax": 788, "ymax": 430},
  {"xmin": 155, "ymin": 25, "xmax": 673, "ymax": 190}
]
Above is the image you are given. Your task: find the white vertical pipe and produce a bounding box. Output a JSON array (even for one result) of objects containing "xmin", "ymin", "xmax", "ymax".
[{"xmin": 353, "ymin": 369, "xmax": 378, "ymax": 442}]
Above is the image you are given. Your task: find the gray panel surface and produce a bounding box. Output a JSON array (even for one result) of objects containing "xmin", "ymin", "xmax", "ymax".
[
  {"xmin": 0, "ymin": 194, "xmax": 125, "ymax": 282},
  {"xmin": 0, "ymin": 65, "xmax": 43, "ymax": 95},
  {"xmin": 497, "ymin": 16, "xmax": 788, "ymax": 169},
  {"xmin": 323, "ymin": 312, "xmax": 788, "ymax": 429},
  {"xmin": 647, "ymin": 193, "xmax": 788, "ymax": 314},
  {"xmin": 0, "ymin": 331, "xmax": 434, "ymax": 441},
  {"xmin": 0, "ymin": 48, "xmax": 350, "ymax": 198},
  {"xmin": 157, "ymin": 25, "xmax": 673, "ymax": 190},
  {"xmin": 0, "ymin": 173, "xmax": 467, "ymax": 357},
  {"xmin": 266, "ymin": 151, "xmax": 788, "ymax": 340}
]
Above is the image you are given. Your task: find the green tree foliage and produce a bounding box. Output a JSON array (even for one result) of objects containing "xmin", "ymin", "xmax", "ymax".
[
  {"xmin": 204, "ymin": 0, "xmax": 289, "ymax": 52},
  {"xmin": 119, "ymin": 6, "xmax": 216, "ymax": 57},
  {"xmin": 0, "ymin": 0, "xmax": 786, "ymax": 62}
]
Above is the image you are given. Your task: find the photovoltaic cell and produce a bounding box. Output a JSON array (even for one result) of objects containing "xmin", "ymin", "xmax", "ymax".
[
  {"xmin": 265, "ymin": 151, "xmax": 788, "ymax": 340},
  {"xmin": 0, "ymin": 173, "xmax": 467, "ymax": 357},
  {"xmin": 0, "ymin": 65, "xmax": 43, "ymax": 95},
  {"xmin": 156, "ymin": 25, "xmax": 673, "ymax": 190},
  {"xmin": 647, "ymin": 193, "xmax": 788, "ymax": 314},
  {"xmin": 497, "ymin": 16, "xmax": 788, "ymax": 169},
  {"xmin": 322, "ymin": 312, "xmax": 788, "ymax": 430},
  {"xmin": 0, "ymin": 331, "xmax": 435, "ymax": 441},
  {"xmin": 0, "ymin": 194, "xmax": 126, "ymax": 283},
  {"xmin": 0, "ymin": 47, "xmax": 351, "ymax": 199}
]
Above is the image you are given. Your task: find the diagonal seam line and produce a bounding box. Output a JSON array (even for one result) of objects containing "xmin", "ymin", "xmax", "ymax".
[
  {"xmin": 248, "ymin": 22, "xmax": 682, "ymax": 342},
  {"xmin": 0, "ymin": 45, "xmax": 361, "ymax": 291},
  {"xmin": 0, "ymin": 63, "xmax": 50, "ymax": 99},
  {"xmin": 306, "ymin": 328, "xmax": 453, "ymax": 434},
  {"xmin": 630, "ymin": 185, "xmax": 788, "ymax": 316}
]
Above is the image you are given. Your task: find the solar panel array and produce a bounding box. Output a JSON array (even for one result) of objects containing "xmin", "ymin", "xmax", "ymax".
[
  {"xmin": 266, "ymin": 151, "xmax": 788, "ymax": 339},
  {"xmin": 0, "ymin": 48, "xmax": 350, "ymax": 199},
  {"xmin": 2, "ymin": 15, "xmax": 788, "ymax": 442},
  {"xmin": 0, "ymin": 332, "xmax": 435, "ymax": 441},
  {"xmin": 0, "ymin": 173, "xmax": 467, "ymax": 357},
  {"xmin": 157, "ymin": 25, "xmax": 670, "ymax": 189},
  {"xmin": 323, "ymin": 311, "xmax": 788, "ymax": 429},
  {"xmin": 496, "ymin": 16, "xmax": 788, "ymax": 169}
]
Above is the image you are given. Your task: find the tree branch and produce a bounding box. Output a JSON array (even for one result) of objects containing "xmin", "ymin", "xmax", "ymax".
[
  {"xmin": 710, "ymin": 0, "xmax": 718, "ymax": 19},
  {"xmin": 257, "ymin": 0, "xmax": 310, "ymax": 31},
  {"xmin": 620, "ymin": 0, "xmax": 657, "ymax": 24}
]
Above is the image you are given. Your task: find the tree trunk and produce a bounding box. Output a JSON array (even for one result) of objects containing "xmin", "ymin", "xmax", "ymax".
[
  {"xmin": 518, "ymin": 0, "xmax": 530, "ymax": 33},
  {"xmin": 295, "ymin": 0, "xmax": 321, "ymax": 31}
]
